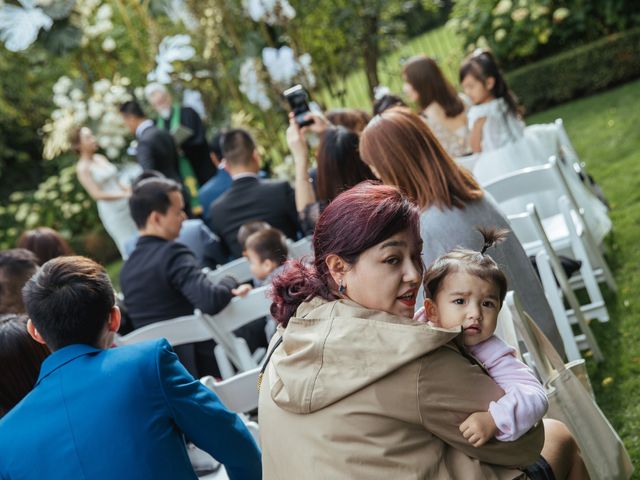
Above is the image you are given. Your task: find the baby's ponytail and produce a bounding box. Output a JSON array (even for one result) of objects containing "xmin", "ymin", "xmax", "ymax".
[{"xmin": 478, "ymin": 226, "xmax": 510, "ymax": 255}]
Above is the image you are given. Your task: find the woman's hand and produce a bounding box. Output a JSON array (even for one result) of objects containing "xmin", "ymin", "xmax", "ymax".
[
  {"xmin": 459, "ymin": 411, "xmax": 497, "ymax": 447},
  {"xmin": 300, "ymin": 111, "xmax": 331, "ymax": 135},
  {"xmin": 286, "ymin": 114, "xmax": 308, "ymax": 164}
]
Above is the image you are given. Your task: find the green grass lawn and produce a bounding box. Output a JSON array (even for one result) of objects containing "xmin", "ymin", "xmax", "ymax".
[
  {"xmin": 528, "ymin": 79, "xmax": 640, "ymax": 471},
  {"xmin": 318, "ymin": 25, "xmax": 464, "ymax": 110}
]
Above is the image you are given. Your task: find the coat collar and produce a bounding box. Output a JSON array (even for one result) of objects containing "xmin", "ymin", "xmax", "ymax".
[{"xmin": 37, "ymin": 344, "xmax": 102, "ymax": 385}]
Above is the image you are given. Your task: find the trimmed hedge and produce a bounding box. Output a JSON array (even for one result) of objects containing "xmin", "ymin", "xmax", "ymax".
[{"xmin": 508, "ymin": 28, "xmax": 640, "ymax": 114}]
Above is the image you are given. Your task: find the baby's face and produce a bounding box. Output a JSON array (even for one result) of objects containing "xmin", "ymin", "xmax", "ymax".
[{"xmin": 427, "ymin": 271, "xmax": 501, "ymax": 346}]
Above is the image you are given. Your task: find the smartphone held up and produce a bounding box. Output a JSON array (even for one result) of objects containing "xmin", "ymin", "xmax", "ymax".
[{"xmin": 283, "ymin": 84, "xmax": 314, "ymax": 127}]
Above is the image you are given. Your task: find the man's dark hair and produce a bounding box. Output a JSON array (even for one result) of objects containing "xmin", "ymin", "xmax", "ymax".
[
  {"xmin": 119, "ymin": 100, "xmax": 146, "ymax": 118},
  {"xmin": 245, "ymin": 228, "xmax": 288, "ymax": 265},
  {"xmin": 221, "ymin": 129, "xmax": 256, "ymax": 167},
  {"xmin": 22, "ymin": 256, "xmax": 115, "ymax": 350},
  {"xmin": 0, "ymin": 249, "xmax": 38, "ymax": 314},
  {"xmin": 129, "ymin": 178, "xmax": 181, "ymax": 228}
]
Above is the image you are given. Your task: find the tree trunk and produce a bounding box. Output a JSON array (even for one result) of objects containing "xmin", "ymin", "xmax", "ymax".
[{"xmin": 362, "ymin": 13, "xmax": 380, "ymax": 101}]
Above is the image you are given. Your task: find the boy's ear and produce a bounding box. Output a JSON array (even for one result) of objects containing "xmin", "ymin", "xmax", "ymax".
[{"xmin": 424, "ymin": 298, "xmax": 440, "ymax": 325}]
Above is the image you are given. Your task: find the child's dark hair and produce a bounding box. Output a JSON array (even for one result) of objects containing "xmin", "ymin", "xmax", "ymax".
[
  {"xmin": 423, "ymin": 227, "xmax": 510, "ymax": 305},
  {"xmin": 459, "ymin": 50, "xmax": 523, "ymax": 118},
  {"xmin": 237, "ymin": 221, "xmax": 271, "ymax": 251},
  {"xmin": 245, "ymin": 228, "xmax": 288, "ymax": 266}
]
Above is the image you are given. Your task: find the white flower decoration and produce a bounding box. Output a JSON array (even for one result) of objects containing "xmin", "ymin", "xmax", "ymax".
[
  {"xmin": 244, "ymin": 0, "xmax": 295, "ymax": 25},
  {"xmin": 0, "ymin": 0, "xmax": 53, "ymax": 52},
  {"xmin": 147, "ymin": 34, "xmax": 196, "ymax": 84},
  {"xmin": 239, "ymin": 57, "xmax": 272, "ymax": 110}
]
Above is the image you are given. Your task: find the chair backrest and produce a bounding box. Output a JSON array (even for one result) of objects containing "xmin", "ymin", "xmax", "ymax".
[
  {"xmin": 205, "ymin": 257, "xmax": 252, "ymax": 285},
  {"xmin": 115, "ymin": 313, "xmax": 209, "ymax": 347},
  {"xmin": 198, "ymin": 286, "xmax": 272, "ymax": 372},
  {"xmin": 288, "ymin": 236, "xmax": 313, "ymax": 259},
  {"xmin": 482, "ymin": 156, "xmax": 582, "ymax": 232},
  {"xmin": 204, "ymin": 285, "xmax": 272, "ymax": 333},
  {"xmin": 200, "ymin": 367, "xmax": 260, "ymax": 413}
]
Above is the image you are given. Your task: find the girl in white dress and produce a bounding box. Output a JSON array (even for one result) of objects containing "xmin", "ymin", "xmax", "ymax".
[
  {"xmin": 459, "ymin": 50, "xmax": 611, "ymax": 244},
  {"xmin": 71, "ymin": 127, "xmax": 138, "ymax": 259},
  {"xmin": 459, "ymin": 50, "xmax": 524, "ymax": 153}
]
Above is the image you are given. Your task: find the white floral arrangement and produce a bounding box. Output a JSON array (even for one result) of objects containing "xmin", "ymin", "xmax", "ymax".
[
  {"xmin": 239, "ymin": 57, "xmax": 273, "ymax": 111},
  {"xmin": 239, "ymin": 46, "xmax": 316, "ymax": 111},
  {"xmin": 43, "ymin": 74, "xmax": 132, "ymax": 160},
  {"xmin": 243, "ymin": 0, "xmax": 295, "ymax": 25},
  {"xmin": 147, "ymin": 34, "xmax": 196, "ymax": 84}
]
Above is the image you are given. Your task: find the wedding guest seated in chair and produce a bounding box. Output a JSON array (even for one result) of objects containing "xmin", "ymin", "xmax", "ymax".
[
  {"xmin": 120, "ymin": 178, "xmax": 266, "ymax": 378},
  {"xmin": 0, "ymin": 256, "xmax": 261, "ymax": 480}
]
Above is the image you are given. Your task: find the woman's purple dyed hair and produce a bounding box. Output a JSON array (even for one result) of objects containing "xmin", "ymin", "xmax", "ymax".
[{"xmin": 270, "ymin": 181, "xmax": 422, "ymax": 326}]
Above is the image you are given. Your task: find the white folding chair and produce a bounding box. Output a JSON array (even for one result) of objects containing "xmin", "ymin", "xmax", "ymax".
[
  {"xmin": 198, "ymin": 369, "xmax": 262, "ymax": 480},
  {"xmin": 508, "ymin": 204, "xmax": 604, "ymax": 362},
  {"xmin": 287, "ymin": 236, "xmax": 313, "ymax": 259},
  {"xmin": 199, "ymin": 286, "xmax": 272, "ymax": 379},
  {"xmin": 115, "ymin": 313, "xmax": 212, "ymax": 347},
  {"xmin": 204, "ymin": 257, "xmax": 253, "ymax": 285},
  {"xmin": 482, "ymin": 157, "xmax": 615, "ymax": 322}
]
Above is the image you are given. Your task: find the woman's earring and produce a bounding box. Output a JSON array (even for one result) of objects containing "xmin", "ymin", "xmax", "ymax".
[{"xmin": 338, "ymin": 279, "xmax": 346, "ymax": 294}]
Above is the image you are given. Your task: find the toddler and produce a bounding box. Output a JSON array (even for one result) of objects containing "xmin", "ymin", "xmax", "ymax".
[
  {"xmin": 460, "ymin": 50, "xmax": 525, "ymax": 153},
  {"xmin": 418, "ymin": 227, "xmax": 548, "ymax": 447},
  {"xmin": 244, "ymin": 227, "xmax": 289, "ymax": 284}
]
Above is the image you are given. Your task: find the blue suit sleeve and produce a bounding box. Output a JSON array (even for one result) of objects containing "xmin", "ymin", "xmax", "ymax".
[{"xmin": 156, "ymin": 341, "xmax": 262, "ymax": 480}]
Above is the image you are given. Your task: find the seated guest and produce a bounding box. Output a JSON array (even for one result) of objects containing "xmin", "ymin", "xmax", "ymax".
[
  {"xmin": 0, "ymin": 249, "xmax": 38, "ymax": 314},
  {"xmin": 199, "ymin": 130, "xmax": 233, "ymax": 220},
  {"xmin": 244, "ymin": 228, "xmax": 289, "ymax": 341},
  {"xmin": 325, "ymin": 108, "xmax": 371, "ymax": 133},
  {"xmin": 244, "ymin": 228, "xmax": 288, "ymax": 285},
  {"xmin": 17, "ymin": 227, "xmax": 73, "ymax": 265},
  {"xmin": 120, "ymin": 178, "xmax": 264, "ymax": 377},
  {"xmin": 0, "ymin": 256, "xmax": 261, "ymax": 479},
  {"xmin": 0, "ymin": 314, "xmax": 50, "ymax": 418},
  {"xmin": 237, "ymin": 220, "xmax": 271, "ymax": 257},
  {"xmin": 124, "ymin": 171, "xmax": 226, "ymax": 268},
  {"xmin": 208, "ymin": 129, "xmax": 301, "ymax": 259}
]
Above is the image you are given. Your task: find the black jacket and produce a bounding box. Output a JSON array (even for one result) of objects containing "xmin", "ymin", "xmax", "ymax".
[
  {"xmin": 120, "ymin": 236, "xmax": 237, "ymax": 329},
  {"xmin": 136, "ymin": 124, "xmax": 181, "ymax": 182},
  {"xmin": 208, "ymin": 176, "xmax": 301, "ymax": 259}
]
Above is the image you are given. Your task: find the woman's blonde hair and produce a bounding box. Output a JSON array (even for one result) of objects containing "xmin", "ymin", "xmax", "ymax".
[{"xmin": 359, "ymin": 107, "xmax": 483, "ymax": 210}]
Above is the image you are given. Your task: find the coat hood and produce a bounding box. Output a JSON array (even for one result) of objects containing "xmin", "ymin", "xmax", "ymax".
[{"xmin": 267, "ymin": 297, "xmax": 459, "ymax": 413}]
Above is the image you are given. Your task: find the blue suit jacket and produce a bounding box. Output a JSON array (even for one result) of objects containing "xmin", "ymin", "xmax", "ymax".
[{"xmin": 0, "ymin": 340, "xmax": 261, "ymax": 480}]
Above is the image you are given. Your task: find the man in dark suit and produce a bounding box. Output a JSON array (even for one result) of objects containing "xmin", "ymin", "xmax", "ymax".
[
  {"xmin": 0, "ymin": 255, "xmax": 261, "ymax": 480},
  {"xmin": 120, "ymin": 178, "xmax": 266, "ymax": 377},
  {"xmin": 119, "ymin": 100, "xmax": 182, "ymax": 183},
  {"xmin": 208, "ymin": 129, "xmax": 301, "ymax": 259}
]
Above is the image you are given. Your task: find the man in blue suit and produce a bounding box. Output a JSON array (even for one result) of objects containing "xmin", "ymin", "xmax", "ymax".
[{"xmin": 0, "ymin": 256, "xmax": 262, "ymax": 480}]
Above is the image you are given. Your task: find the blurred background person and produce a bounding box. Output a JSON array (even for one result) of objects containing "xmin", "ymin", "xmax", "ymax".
[
  {"xmin": 70, "ymin": 126, "xmax": 137, "ymax": 259},
  {"xmin": 403, "ymin": 55, "xmax": 471, "ymax": 157},
  {"xmin": 17, "ymin": 227, "xmax": 73, "ymax": 266},
  {"xmin": 0, "ymin": 249, "xmax": 38, "ymax": 314}
]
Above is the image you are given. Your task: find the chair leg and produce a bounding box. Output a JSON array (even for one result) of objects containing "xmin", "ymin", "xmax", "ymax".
[{"xmin": 536, "ymin": 251, "xmax": 582, "ymax": 362}]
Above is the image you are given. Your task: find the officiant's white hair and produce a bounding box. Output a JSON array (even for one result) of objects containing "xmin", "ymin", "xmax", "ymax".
[{"xmin": 144, "ymin": 82, "xmax": 169, "ymax": 100}]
